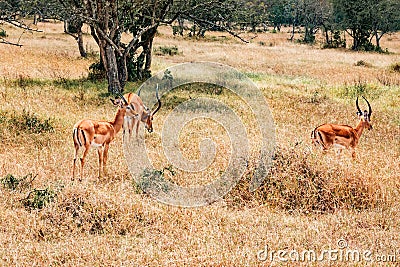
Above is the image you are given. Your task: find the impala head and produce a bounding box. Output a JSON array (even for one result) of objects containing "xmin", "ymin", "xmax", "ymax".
[
  {"xmin": 141, "ymin": 85, "xmax": 162, "ymax": 133},
  {"xmin": 356, "ymin": 96, "xmax": 372, "ymax": 130},
  {"xmin": 110, "ymin": 93, "xmax": 138, "ymax": 117}
]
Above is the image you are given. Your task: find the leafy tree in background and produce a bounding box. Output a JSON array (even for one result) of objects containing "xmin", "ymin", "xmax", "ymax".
[
  {"xmin": 370, "ymin": 0, "xmax": 400, "ymax": 49},
  {"xmin": 298, "ymin": 0, "xmax": 332, "ymax": 43},
  {"xmin": 267, "ymin": 0, "xmax": 290, "ymax": 32},
  {"xmin": 332, "ymin": 0, "xmax": 400, "ymax": 51},
  {"xmin": 0, "ymin": 0, "xmax": 38, "ymax": 46}
]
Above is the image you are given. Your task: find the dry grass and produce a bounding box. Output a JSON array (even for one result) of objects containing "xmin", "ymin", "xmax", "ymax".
[{"xmin": 1, "ymin": 22, "xmax": 400, "ymax": 266}]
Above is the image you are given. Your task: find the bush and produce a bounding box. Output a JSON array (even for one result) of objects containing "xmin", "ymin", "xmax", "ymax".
[
  {"xmin": 0, "ymin": 28, "xmax": 7, "ymax": 37},
  {"xmin": 135, "ymin": 166, "xmax": 174, "ymax": 195},
  {"xmin": 9, "ymin": 109, "xmax": 54, "ymax": 134},
  {"xmin": 1, "ymin": 173, "xmax": 36, "ymax": 190},
  {"xmin": 354, "ymin": 60, "xmax": 372, "ymax": 67},
  {"xmin": 225, "ymin": 146, "xmax": 380, "ymax": 213},
  {"xmin": 389, "ymin": 62, "xmax": 400, "ymax": 73},
  {"xmin": 88, "ymin": 61, "xmax": 106, "ymax": 81},
  {"xmin": 21, "ymin": 187, "xmax": 57, "ymax": 210},
  {"xmin": 39, "ymin": 190, "xmax": 149, "ymax": 236},
  {"xmin": 155, "ymin": 45, "xmax": 179, "ymax": 56}
]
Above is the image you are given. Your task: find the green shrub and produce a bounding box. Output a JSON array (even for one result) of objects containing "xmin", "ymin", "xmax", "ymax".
[
  {"xmin": 155, "ymin": 45, "xmax": 179, "ymax": 56},
  {"xmin": 9, "ymin": 109, "xmax": 54, "ymax": 134},
  {"xmin": 22, "ymin": 187, "xmax": 57, "ymax": 210},
  {"xmin": 88, "ymin": 61, "xmax": 106, "ymax": 81},
  {"xmin": 135, "ymin": 166, "xmax": 175, "ymax": 194},
  {"xmin": 1, "ymin": 173, "xmax": 36, "ymax": 190},
  {"xmin": 0, "ymin": 28, "xmax": 7, "ymax": 37}
]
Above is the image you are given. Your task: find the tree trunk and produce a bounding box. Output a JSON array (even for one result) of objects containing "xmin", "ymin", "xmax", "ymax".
[
  {"xmin": 375, "ymin": 31, "xmax": 381, "ymax": 49},
  {"xmin": 290, "ymin": 22, "xmax": 295, "ymax": 41},
  {"xmin": 144, "ymin": 38, "xmax": 154, "ymax": 71},
  {"xmin": 105, "ymin": 45, "xmax": 122, "ymax": 94},
  {"xmin": 323, "ymin": 26, "xmax": 330, "ymax": 45},
  {"xmin": 178, "ymin": 17, "xmax": 184, "ymax": 36},
  {"xmin": 77, "ymin": 28, "xmax": 87, "ymax": 58}
]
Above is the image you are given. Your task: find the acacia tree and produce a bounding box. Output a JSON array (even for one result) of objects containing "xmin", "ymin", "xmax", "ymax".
[
  {"xmin": 298, "ymin": 0, "xmax": 332, "ymax": 43},
  {"xmin": 58, "ymin": 0, "xmax": 241, "ymax": 93},
  {"xmin": 58, "ymin": 0, "xmax": 169, "ymax": 93},
  {"xmin": 331, "ymin": 0, "xmax": 400, "ymax": 51},
  {"xmin": 0, "ymin": 0, "xmax": 42, "ymax": 46},
  {"xmin": 267, "ymin": 0, "xmax": 290, "ymax": 32},
  {"xmin": 370, "ymin": 0, "xmax": 400, "ymax": 49}
]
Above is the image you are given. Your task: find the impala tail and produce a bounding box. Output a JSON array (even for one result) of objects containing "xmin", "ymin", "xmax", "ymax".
[
  {"xmin": 73, "ymin": 127, "xmax": 87, "ymax": 147},
  {"xmin": 311, "ymin": 126, "xmax": 326, "ymax": 150}
]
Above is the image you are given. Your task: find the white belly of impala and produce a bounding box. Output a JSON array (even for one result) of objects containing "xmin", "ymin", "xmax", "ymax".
[
  {"xmin": 91, "ymin": 141, "xmax": 102, "ymax": 147},
  {"xmin": 333, "ymin": 143, "xmax": 346, "ymax": 149}
]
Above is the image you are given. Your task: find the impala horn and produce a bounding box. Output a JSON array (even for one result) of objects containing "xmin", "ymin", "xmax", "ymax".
[
  {"xmin": 356, "ymin": 96, "xmax": 362, "ymax": 116},
  {"xmin": 363, "ymin": 96, "xmax": 372, "ymax": 117},
  {"xmin": 151, "ymin": 84, "xmax": 161, "ymax": 116},
  {"xmin": 116, "ymin": 91, "xmax": 129, "ymax": 105}
]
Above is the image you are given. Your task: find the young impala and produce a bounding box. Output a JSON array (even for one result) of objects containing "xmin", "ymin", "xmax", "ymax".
[
  {"xmin": 72, "ymin": 94, "xmax": 138, "ymax": 180},
  {"xmin": 311, "ymin": 96, "xmax": 372, "ymax": 159},
  {"xmin": 123, "ymin": 85, "xmax": 162, "ymax": 139}
]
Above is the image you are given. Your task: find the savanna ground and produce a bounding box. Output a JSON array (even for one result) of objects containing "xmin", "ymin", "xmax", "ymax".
[{"xmin": 0, "ymin": 21, "xmax": 400, "ymax": 266}]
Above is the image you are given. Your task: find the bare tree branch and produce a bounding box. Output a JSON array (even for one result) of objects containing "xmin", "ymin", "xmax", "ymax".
[
  {"xmin": 2, "ymin": 19, "xmax": 43, "ymax": 33},
  {"xmin": 184, "ymin": 13, "xmax": 251, "ymax": 43},
  {"xmin": 0, "ymin": 38, "xmax": 23, "ymax": 47}
]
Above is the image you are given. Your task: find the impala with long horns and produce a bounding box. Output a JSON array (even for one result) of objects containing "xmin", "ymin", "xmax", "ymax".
[
  {"xmin": 123, "ymin": 85, "xmax": 162, "ymax": 139},
  {"xmin": 311, "ymin": 96, "xmax": 372, "ymax": 158},
  {"xmin": 72, "ymin": 94, "xmax": 138, "ymax": 180}
]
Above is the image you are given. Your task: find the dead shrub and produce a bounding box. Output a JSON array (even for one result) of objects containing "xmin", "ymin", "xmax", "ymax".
[
  {"xmin": 225, "ymin": 146, "xmax": 381, "ymax": 213},
  {"xmin": 39, "ymin": 188, "xmax": 149, "ymax": 238}
]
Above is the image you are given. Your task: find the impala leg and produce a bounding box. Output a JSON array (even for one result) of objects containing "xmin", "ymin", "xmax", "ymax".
[
  {"xmin": 80, "ymin": 145, "xmax": 90, "ymax": 181},
  {"xmin": 128, "ymin": 117, "xmax": 134, "ymax": 140},
  {"xmin": 351, "ymin": 148, "xmax": 357, "ymax": 159},
  {"xmin": 103, "ymin": 143, "xmax": 110, "ymax": 176},
  {"xmin": 135, "ymin": 117, "xmax": 141, "ymax": 140},
  {"xmin": 123, "ymin": 117, "xmax": 132, "ymax": 142},
  {"xmin": 97, "ymin": 146, "xmax": 104, "ymax": 178},
  {"xmin": 72, "ymin": 144, "xmax": 79, "ymax": 181}
]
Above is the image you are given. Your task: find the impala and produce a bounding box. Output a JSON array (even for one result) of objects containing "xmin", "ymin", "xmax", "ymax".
[
  {"xmin": 123, "ymin": 85, "xmax": 162, "ymax": 139},
  {"xmin": 72, "ymin": 94, "xmax": 138, "ymax": 180},
  {"xmin": 311, "ymin": 96, "xmax": 372, "ymax": 158}
]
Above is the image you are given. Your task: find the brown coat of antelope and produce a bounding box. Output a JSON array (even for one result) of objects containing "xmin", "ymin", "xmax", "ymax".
[
  {"xmin": 72, "ymin": 96, "xmax": 138, "ymax": 180},
  {"xmin": 123, "ymin": 85, "xmax": 161, "ymax": 139},
  {"xmin": 311, "ymin": 96, "xmax": 372, "ymax": 158}
]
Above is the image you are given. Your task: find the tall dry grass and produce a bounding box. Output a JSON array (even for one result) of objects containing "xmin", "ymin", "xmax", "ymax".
[{"xmin": 0, "ymin": 22, "xmax": 399, "ymax": 266}]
